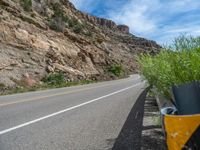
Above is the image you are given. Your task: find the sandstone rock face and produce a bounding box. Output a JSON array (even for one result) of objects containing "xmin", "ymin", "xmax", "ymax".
[
  {"xmin": 0, "ymin": 0, "xmax": 161, "ymax": 87},
  {"xmin": 82, "ymin": 13, "xmax": 117, "ymax": 29},
  {"xmin": 117, "ymin": 25, "xmax": 130, "ymax": 34},
  {"xmin": 81, "ymin": 12, "xmax": 130, "ymax": 34}
]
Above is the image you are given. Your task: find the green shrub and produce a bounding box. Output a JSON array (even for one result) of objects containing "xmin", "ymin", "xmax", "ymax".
[
  {"xmin": 0, "ymin": 83, "xmax": 5, "ymax": 89},
  {"xmin": 49, "ymin": 17, "xmax": 65, "ymax": 32},
  {"xmin": 49, "ymin": 3, "xmax": 68, "ymax": 32},
  {"xmin": 138, "ymin": 35, "xmax": 200, "ymax": 99},
  {"xmin": 84, "ymin": 31, "xmax": 93, "ymax": 37},
  {"xmin": 68, "ymin": 17, "xmax": 78, "ymax": 28},
  {"xmin": 42, "ymin": 72, "xmax": 65, "ymax": 85},
  {"xmin": 20, "ymin": 0, "xmax": 32, "ymax": 12},
  {"xmin": 73, "ymin": 24, "xmax": 83, "ymax": 33},
  {"xmin": 108, "ymin": 65, "xmax": 124, "ymax": 77},
  {"xmin": 52, "ymin": 3, "xmax": 69, "ymax": 21},
  {"xmin": 49, "ymin": 4, "xmax": 84, "ymax": 34},
  {"xmin": 67, "ymin": 17, "xmax": 84, "ymax": 34}
]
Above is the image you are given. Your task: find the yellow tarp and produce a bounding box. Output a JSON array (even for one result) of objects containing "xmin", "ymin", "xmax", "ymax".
[{"xmin": 164, "ymin": 114, "xmax": 200, "ymax": 150}]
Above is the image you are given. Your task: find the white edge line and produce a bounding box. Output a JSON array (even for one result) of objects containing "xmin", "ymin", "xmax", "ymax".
[{"xmin": 0, "ymin": 83, "xmax": 142, "ymax": 135}]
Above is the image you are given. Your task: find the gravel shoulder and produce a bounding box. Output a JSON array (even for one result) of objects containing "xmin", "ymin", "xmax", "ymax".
[{"xmin": 141, "ymin": 96, "xmax": 167, "ymax": 150}]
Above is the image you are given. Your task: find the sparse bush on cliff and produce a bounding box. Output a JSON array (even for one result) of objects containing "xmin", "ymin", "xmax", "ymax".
[
  {"xmin": 84, "ymin": 30, "xmax": 93, "ymax": 37},
  {"xmin": 49, "ymin": 17, "xmax": 66, "ymax": 32},
  {"xmin": 20, "ymin": 0, "xmax": 32, "ymax": 12},
  {"xmin": 68, "ymin": 17, "xmax": 84, "ymax": 34},
  {"xmin": 0, "ymin": 83, "xmax": 5, "ymax": 89},
  {"xmin": 52, "ymin": 3, "xmax": 68, "ymax": 21},
  {"xmin": 108, "ymin": 65, "xmax": 124, "ymax": 77},
  {"xmin": 49, "ymin": 3, "xmax": 83, "ymax": 34},
  {"xmin": 42, "ymin": 72, "xmax": 65, "ymax": 86},
  {"xmin": 73, "ymin": 24, "xmax": 83, "ymax": 34},
  {"xmin": 68, "ymin": 17, "xmax": 78, "ymax": 28},
  {"xmin": 49, "ymin": 3, "xmax": 68, "ymax": 32},
  {"xmin": 138, "ymin": 35, "xmax": 200, "ymax": 99}
]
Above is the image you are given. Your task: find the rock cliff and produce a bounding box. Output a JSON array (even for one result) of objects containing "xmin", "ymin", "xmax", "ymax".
[{"xmin": 0, "ymin": 0, "xmax": 161, "ymax": 87}]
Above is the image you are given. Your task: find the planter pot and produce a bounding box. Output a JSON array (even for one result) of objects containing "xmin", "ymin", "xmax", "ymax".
[
  {"xmin": 161, "ymin": 107, "xmax": 178, "ymax": 138},
  {"xmin": 163, "ymin": 113, "xmax": 200, "ymax": 150},
  {"xmin": 172, "ymin": 81, "xmax": 200, "ymax": 115}
]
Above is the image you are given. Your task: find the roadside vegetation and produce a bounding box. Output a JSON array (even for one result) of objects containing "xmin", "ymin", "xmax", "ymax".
[
  {"xmin": 138, "ymin": 35, "xmax": 200, "ymax": 99},
  {"xmin": 0, "ymin": 66, "xmax": 128, "ymax": 96},
  {"xmin": 41, "ymin": 72, "xmax": 98, "ymax": 88},
  {"xmin": 0, "ymin": 73, "xmax": 96, "ymax": 96},
  {"xmin": 42, "ymin": 72, "xmax": 66, "ymax": 86},
  {"xmin": 108, "ymin": 64, "xmax": 124, "ymax": 77}
]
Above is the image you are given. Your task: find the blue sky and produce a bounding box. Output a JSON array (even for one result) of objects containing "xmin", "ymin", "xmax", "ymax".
[{"xmin": 69, "ymin": 0, "xmax": 200, "ymax": 44}]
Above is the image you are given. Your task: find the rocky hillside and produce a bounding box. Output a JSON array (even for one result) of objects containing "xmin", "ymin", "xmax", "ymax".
[{"xmin": 0, "ymin": 0, "xmax": 161, "ymax": 87}]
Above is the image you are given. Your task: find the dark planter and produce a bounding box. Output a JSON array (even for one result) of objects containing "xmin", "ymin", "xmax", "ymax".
[{"xmin": 172, "ymin": 81, "xmax": 200, "ymax": 115}]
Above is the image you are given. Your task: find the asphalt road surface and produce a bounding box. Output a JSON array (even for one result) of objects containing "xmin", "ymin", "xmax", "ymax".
[{"xmin": 0, "ymin": 75, "xmax": 146, "ymax": 150}]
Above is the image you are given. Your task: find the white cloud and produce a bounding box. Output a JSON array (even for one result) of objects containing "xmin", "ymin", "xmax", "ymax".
[
  {"xmin": 69, "ymin": 0, "xmax": 100, "ymax": 12},
  {"xmin": 167, "ymin": 0, "xmax": 200, "ymax": 13},
  {"xmin": 108, "ymin": 0, "xmax": 160, "ymax": 34},
  {"xmin": 108, "ymin": 0, "xmax": 200, "ymax": 44},
  {"xmin": 70, "ymin": 0, "xmax": 200, "ymax": 44}
]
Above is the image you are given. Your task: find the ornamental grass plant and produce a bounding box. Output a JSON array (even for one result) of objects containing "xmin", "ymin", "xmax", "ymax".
[{"xmin": 138, "ymin": 35, "xmax": 200, "ymax": 99}]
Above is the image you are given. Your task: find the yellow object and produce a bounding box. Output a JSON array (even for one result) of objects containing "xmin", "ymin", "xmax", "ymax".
[{"xmin": 164, "ymin": 114, "xmax": 200, "ymax": 150}]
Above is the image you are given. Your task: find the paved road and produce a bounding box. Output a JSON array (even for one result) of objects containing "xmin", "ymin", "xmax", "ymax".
[{"xmin": 0, "ymin": 75, "xmax": 146, "ymax": 150}]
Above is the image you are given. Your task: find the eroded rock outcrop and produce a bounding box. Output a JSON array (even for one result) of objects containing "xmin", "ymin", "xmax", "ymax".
[
  {"xmin": 82, "ymin": 13, "xmax": 118, "ymax": 29},
  {"xmin": 117, "ymin": 25, "xmax": 130, "ymax": 34}
]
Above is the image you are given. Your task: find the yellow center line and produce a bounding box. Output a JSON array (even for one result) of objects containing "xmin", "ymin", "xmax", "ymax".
[
  {"xmin": 0, "ymin": 79, "xmax": 135, "ymax": 107},
  {"xmin": 0, "ymin": 88, "xmax": 90, "ymax": 107}
]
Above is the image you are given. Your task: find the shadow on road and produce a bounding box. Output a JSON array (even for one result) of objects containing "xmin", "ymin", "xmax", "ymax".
[{"xmin": 112, "ymin": 87, "xmax": 149, "ymax": 150}]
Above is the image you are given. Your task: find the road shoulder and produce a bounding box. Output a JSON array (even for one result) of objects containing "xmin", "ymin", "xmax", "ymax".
[{"xmin": 141, "ymin": 96, "xmax": 167, "ymax": 150}]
